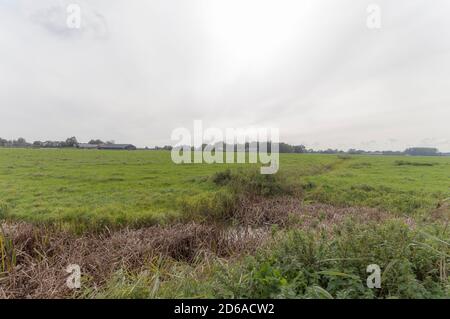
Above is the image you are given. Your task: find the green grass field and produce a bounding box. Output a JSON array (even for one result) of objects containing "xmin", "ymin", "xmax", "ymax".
[
  {"xmin": 1, "ymin": 149, "xmax": 449, "ymax": 298},
  {"xmin": 0, "ymin": 148, "xmax": 449, "ymax": 228}
]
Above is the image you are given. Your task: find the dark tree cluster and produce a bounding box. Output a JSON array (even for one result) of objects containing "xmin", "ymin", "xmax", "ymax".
[
  {"xmin": 0, "ymin": 137, "xmax": 78, "ymax": 148},
  {"xmin": 88, "ymin": 139, "xmax": 105, "ymax": 145},
  {"xmin": 0, "ymin": 137, "xmax": 30, "ymax": 147},
  {"xmin": 31, "ymin": 137, "xmax": 78, "ymax": 148},
  {"xmin": 404, "ymin": 147, "xmax": 439, "ymax": 156}
]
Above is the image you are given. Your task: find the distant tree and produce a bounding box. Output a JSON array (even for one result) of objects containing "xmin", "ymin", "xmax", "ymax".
[
  {"xmin": 278, "ymin": 143, "xmax": 293, "ymax": 153},
  {"xmin": 293, "ymin": 145, "xmax": 306, "ymax": 153},
  {"xmin": 348, "ymin": 149, "xmax": 365, "ymax": 155},
  {"xmin": 33, "ymin": 141, "xmax": 43, "ymax": 147},
  {"xmin": 404, "ymin": 147, "xmax": 438, "ymax": 156},
  {"xmin": 0, "ymin": 138, "xmax": 7, "ymax": 147},
  {"xmin": 64, "ymin": 136, "xmax": 78, "ymax": 147},
  {"xmin": 321, "ymin": 148, "xmax": 338, "ymax": 154},
  {"xmin": 89, "ymin": 139, "xmax": 104, "ymax": 145},
  {"xmin": 13, "ymin": 137, "xmax": 28, "ymax": 147},
  {"xmin": 17, "ymin": 137, "xmax": 26, "ymax": 144}
]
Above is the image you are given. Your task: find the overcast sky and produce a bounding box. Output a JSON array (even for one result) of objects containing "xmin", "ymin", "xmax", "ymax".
[{"xmin": 1, "ymin": 0, "xmax": 449, "ymax": 150}]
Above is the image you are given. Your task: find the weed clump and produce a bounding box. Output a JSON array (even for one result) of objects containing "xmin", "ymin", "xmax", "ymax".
[
  {"xmin": 212, "ymin": 168, "xmax": 298, "ymax": 198},
  {"xmin": 0, "ymin": 224, "xmax": 16, "ymax": 273},
  {"xmin": 337, "ymin": 154, "xmax": 352, "ymax": 160},
  {"xmin": 180, "ymin": 168, "xmax": 301, "ymax": 223},
  {"xmin": 178, "ymin": 191, "xmax": 236, "ymax": 223},
  {"xmin": 189, "ymin": 220, "xmax": 450, "ymax": 299},
  {"xmin": 211, "ymin": 169, "xmax": 233, "ymax": 186},
  {"xmin": 395, "ymin": 160, "xmax": 437, "ymax": 167},
  {"xmin": 0, "ymin": 201, "xmax": 9, "ymax": 220}
]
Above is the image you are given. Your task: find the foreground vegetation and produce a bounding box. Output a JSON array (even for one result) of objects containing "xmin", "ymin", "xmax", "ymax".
[
  {"xmin": 94, "ymin": 220, "xmax": 449, "ymax": 299},
  {"xmin": 0, "ymin": 148, "xmax": 449, "ymax": 298}
]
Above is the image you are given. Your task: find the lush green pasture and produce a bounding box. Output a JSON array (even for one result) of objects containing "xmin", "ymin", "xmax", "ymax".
[
  {"xmin": 0, "ymin": 149, "xmax": 233, "ymax": 226},
  {"xmin": 0, "ymin": 148, "xmax": 449, "ymax": 227},
  {"xmin": 300, "ymin": 155, "xmax": 450, "ymax": 215},
  {"xmin": 1, "ymin": 148, "xmax": 449, "ymax": 299}
]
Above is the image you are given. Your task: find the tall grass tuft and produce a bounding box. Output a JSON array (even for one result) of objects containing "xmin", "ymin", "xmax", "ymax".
[{"xmin": 0, "ymin": 224, "xmax": 16, "ymax": 273}]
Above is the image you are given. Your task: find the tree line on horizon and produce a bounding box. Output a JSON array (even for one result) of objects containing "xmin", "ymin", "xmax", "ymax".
[
  {"xmin": 0, "ymin": 136, "xmax": 447, "ymax": 156},
  {"xmin": 0, "ymin": 137, "xmax": 115, "ymax": 148}
]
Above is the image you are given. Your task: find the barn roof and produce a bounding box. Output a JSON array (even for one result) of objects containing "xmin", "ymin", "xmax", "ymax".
[
  {"xmin": 98, "ymin": 144, "xmax": 136, "ymax": 149},
  {"xmin": 77, "ymin": 143, "xmax": 98, "ymax": 148}
]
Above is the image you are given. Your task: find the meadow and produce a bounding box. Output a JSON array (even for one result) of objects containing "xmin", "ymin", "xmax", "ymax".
[
  {"xmin": 0, "ymin": 148, "xmax": 448, "ymax": 226},
  {"xmin": 0, "ymin": 148, "xmax": 449, "ymax": 298}
]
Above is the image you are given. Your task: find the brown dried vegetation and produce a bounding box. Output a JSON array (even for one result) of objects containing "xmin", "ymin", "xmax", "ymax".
[
  {"xmin": 0, "ymin": 196, "xmax": 419, "ymax": 299},
  {"xmin": 0, "ymin": 221, "xmax": 269, "ymax": 298}
]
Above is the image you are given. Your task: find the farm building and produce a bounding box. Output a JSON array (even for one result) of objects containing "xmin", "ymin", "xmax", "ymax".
[
  {"xmin": 77, "ymin": 143, "xmax": 99, "ymax": 149},
  {"xmin": 98, "ymin": 144, "xmax": 137, "ymax": 150}
]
